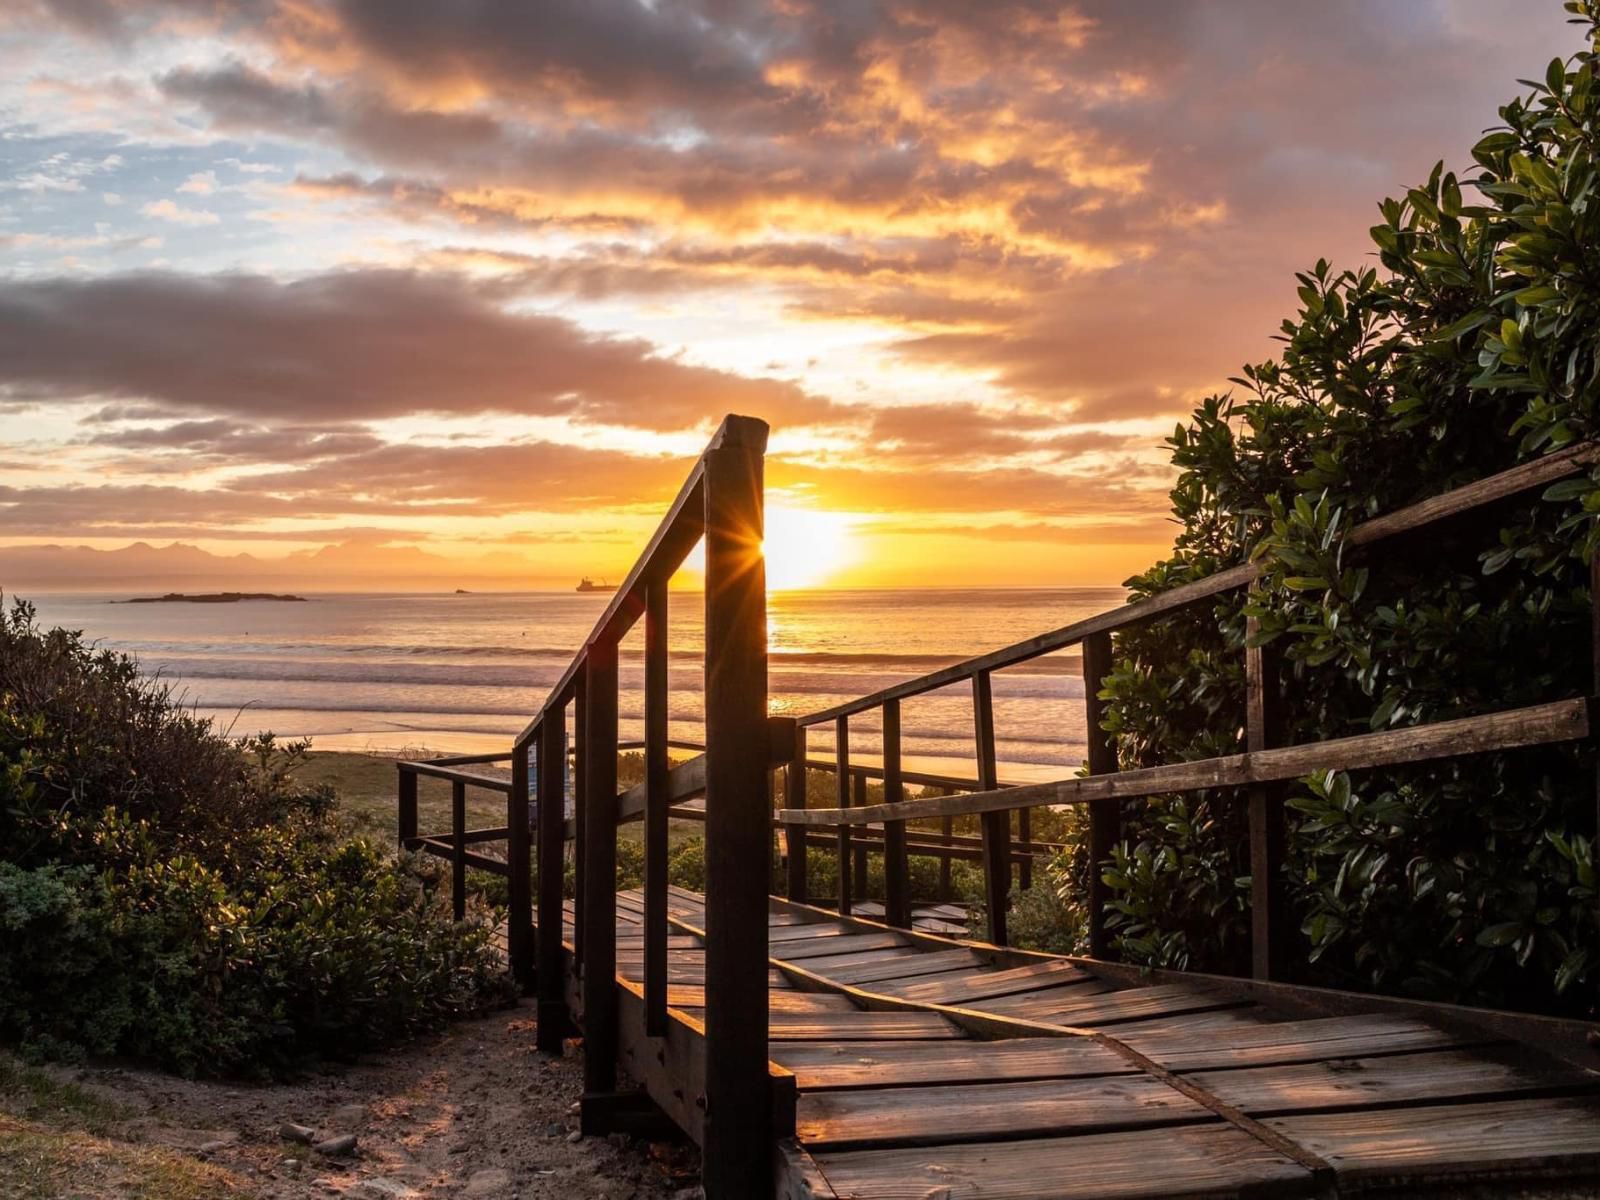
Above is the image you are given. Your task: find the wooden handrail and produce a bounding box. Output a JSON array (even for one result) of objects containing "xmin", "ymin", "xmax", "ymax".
[
  {"xmin": 779, "ymin": 697, "xmax": 1592, "ymax": 826},
  {"xmin": 396, "ymin": 760, "xmax": 513, "ymax": 793}
]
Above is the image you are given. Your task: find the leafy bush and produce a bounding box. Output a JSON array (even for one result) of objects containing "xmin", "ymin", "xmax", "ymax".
[
  {"xmin": 1094, "ymin": 7, "xmax": 1600, "ymax": 1017},
  {"xmin": 0, "ymin": 599, "xmax": 509, "ymax": 1075}
]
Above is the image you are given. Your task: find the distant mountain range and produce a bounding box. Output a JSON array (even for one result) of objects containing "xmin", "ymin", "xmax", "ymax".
[{"xmin": 0, "ymin": 540, "xmax": 562, "ymax": 591}]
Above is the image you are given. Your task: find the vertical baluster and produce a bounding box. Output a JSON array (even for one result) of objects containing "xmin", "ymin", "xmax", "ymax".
[
  {"xmin": 784, "ymin": 723, "xmax": 809, "ymax": 903},
  {"xmin": 835, "ymin": 716, "xmax": 852, "ymax": 917},
  {"xmin": 882, "ymin": 698, "xmax": 910, "ymax": 928},
  {"xmin": 536, "ymin": 711, "xmax": 569, "ymax": 1053},
  {"xmin": 700, "ymin": 425, "xmax": 772, "ymax": 1197},
  {"xmin": 851, "ymin": 769, "xmax": 869, "ymax": 900},
  {"xmin": 1592, "ymin": 552, "xmax": 1600, "ymax": 837},
  {"xmin": 1016, "ymin": 807, "xmax": 1032, "ymax": 891},
  {"xmin": 939, "ymin": 811, "xmax": 953, "ymax": 902},
  {"xmin": 643, "ymin": 581, "xmax": 670, "ymax": 1036},
  {"xmin": 397, "ymin": 766, "xmax": 417, "ymax": 849},
  {"xmin": 451, "ymin": 778, "xmax": 467, "ymax": 922},
  {"xmin": 572, "ymin": 669, "xmax": 588, "ymax": 964},
  {"xmin": 1246, "ymin": 607, "xmax": 1288, "ymax": 981},
  {"xmin": 508, "ymin": 739, "xmax": 533, "ymax": 991},
  {"xmin": 579, "ymin": 644, "xmax": 620, "ymax": 1117},
  {"xmin": 1081, "ymin": 630, "xmax": 1119, "ymax": 959},
  {"xmin": 972, "ymin": 670, "xmax": 1008, "ymax": 946}
]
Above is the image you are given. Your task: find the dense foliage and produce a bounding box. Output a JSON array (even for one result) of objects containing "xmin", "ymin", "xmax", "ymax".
[
  {"xmin": 1082, "ymin": 4, "xmax": 1600, "ymax": 1017},
  {"xmin": 0, "ymin": 599, "xmax": 509, "ymax": 1075}
]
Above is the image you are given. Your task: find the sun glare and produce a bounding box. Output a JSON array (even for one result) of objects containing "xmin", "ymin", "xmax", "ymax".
[{"xmin": 762, "ymin": 505, "xmax": 858, "ymax": 590}]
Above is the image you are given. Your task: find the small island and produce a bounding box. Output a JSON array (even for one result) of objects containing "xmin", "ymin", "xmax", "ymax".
[{"xmin": 116, "ymin": 592, "xmax": 308, "ymax": 604}]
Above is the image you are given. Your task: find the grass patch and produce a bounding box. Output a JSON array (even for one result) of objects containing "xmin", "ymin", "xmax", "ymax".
[
  {"xmin": 0, "ymin": 1115, "xmax": 253, "ymax": 1200},
  {"xmin": 0, "ymin": 1055, "xmax": 127, "ymax": 1132}
]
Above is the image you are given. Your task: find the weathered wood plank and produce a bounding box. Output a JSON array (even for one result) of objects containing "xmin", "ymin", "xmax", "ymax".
[
  {"xmin": 811, "ymin": 1122, "xmax": 1316, "ymax": 1200},
  {"xmin": 981, "ymin": 983, "xmax": 1249, "ymax": 1027},
  {"xmin": 1120, "ymin": 1015, "xmax": 1472, "ymax": 1072},
  {"xmin": 872, "ymin": 958, "xmax": 1102, "ymax": 1005},
  {"xmin": 770, "ymin": 1037, "xmax": 1135, "ymax": 1090},
  {"xmin": 657, "ymin": 986, "xmax": 857, "ymax": 1014},
  {"xmin": 796, "ymin": 1075, "xmax": 1212, "ymax": 1150},
  {"xmin": 774, "ymin": 932, "xmax": 912, "ymax": 961},
  {"xmin": 767, "ymin": 1011, "xmax": 963, "ymax": 1041},
  {"xmin": 1267, "ymin": 1097, "xmax": 1600, "ymax": 1187},
  {"xmin": 810, "ymin": 949, "xmax": 971, "ymax": 984},
  {"xmin": 1189, "ymin": 1047, "xmax": 1600, "ymax": 1117}
]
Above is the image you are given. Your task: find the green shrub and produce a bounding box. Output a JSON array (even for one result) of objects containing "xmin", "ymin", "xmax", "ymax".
[
  {"xmin": 0, "ymin": 599, "xmax": 509, "ymax": 1076},
  {"xmin": 1094, "ymin": 7, "xmax": 1600, "ymax": 1016}
]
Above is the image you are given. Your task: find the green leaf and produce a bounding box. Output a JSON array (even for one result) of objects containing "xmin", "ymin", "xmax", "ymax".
[{"xmin": 1475, "ymin": 922, "xmax": 1525, "ymax": 948}]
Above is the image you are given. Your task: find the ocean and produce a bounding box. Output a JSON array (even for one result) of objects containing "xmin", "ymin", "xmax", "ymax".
[{"xmin": 16, "ymin": 588, "xmax": 1126, "ymax": 783}]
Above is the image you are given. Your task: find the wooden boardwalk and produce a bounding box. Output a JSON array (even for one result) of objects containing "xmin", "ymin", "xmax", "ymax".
[
  {"xmin": 541, "ymin": 885, "xmax": 1600, "ymax": 1199},
  {"xmin": 405, "ymin": 420, "xmax": 1600, "ymax": 1197}
]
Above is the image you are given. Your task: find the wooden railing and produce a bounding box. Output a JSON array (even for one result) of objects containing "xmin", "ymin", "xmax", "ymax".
[
  {"xmin": 396, "ymin": 426, "xmax": 1596, "ymax": 1200},
  {"xmin": 509, "ymin": 414, "xmax": 775, "ymax": 1196},
  {"xmin": 780, "ymin": 440, "xmax": 1600, "ymax": 968},
  {"xmin": 396, "ymin": 750, "xmax": 516, "ymax": 921}
]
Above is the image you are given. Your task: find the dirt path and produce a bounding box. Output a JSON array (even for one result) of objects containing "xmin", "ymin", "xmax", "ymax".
[{"xmin": 1, "ymin": 1002, "xmax": 699, "ymax": 1200}]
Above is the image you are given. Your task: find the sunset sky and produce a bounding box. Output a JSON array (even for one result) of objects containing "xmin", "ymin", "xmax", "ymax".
[{"xmin": 0, "ymin": 2, "xmax": 1578, "ymax": 589}]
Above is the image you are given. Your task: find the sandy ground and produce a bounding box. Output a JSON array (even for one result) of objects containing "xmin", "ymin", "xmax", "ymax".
[{"xmin": 0, "ymin": 1001, "xmax": 700, "ymax": 1200}]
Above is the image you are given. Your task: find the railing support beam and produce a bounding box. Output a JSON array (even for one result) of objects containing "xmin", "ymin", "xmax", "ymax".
[
  {"xmin": 973, "ymin": 669, "xmax": 1008, "ymax": 946},
  {"xmin": 451, "ymin": 779, "xmax": 467, "ymax": 922},
  {"xmin": 1082, "ymin": 630, "xmax": 1119, "ymax": 959},
  {"xmin": 784, "ymin": 724, "xmax": 809, "ymax": 903},
  {"xmin": 700, "ymin": 426, "xmax": 772, "ymax": 1199},
  {"xmin": 882, "ymin": 698, "xmax": 910, "ymax": 928},
  {"xmin": 579, "ymin": 644, "xmax": 620, "ymax": 1117},
  {"xmin": 397, "ymin": 767, "xmax": 417, "ymax": 849},
  {"xmin": 835, "ymin": 716, "xmax": 853, "ymax": 918},
  {"xmin": 508, "ymin": 740, "xmax": 533, "ymax": 991},
  {"xmin": 1246, "ymin": 609, "xmax": 1289, "ymax": 982},
  {"xmin": 643, "ymin": 581, "xmax": 670, "ymax": 1038},
  {"xmin": 536, "ymin": 712, "xmax": 569, "ymax": 1053}
]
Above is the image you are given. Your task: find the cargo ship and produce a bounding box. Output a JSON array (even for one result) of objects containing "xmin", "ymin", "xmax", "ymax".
[{"xmin": 576, "ymin": 577, "xmax": 618, "ymax": 593}]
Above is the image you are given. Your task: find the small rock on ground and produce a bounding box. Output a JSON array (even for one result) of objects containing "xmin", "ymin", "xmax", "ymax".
[{"xmin": 463, "ymin": 1167, "xmax": 514, "ymax": 1197}]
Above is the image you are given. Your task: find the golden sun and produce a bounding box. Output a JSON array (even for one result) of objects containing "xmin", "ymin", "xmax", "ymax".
[{"xmin": 762, "ymin": 506, "xmax": 858, "ymax": 590}]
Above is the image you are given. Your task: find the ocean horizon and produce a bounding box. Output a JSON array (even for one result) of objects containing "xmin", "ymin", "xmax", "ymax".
[{"xmin": 14, "ymin": 586, "xmax": 1125, "ymax": 783}]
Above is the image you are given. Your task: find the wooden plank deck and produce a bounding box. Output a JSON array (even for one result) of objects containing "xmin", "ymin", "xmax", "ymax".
[{"xmin": 544, "ymin": 886, "xmax": 1600, "ymax": 1198}]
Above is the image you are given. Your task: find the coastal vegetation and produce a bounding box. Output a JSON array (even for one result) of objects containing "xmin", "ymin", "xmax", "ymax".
[
  {"xmin": 0, "ymin": 598, "xmax": 508, "ymax": 1078},
  {"xmin": 1037, "ymin": 3, "xmax": 1600, "ymax": 1017}
]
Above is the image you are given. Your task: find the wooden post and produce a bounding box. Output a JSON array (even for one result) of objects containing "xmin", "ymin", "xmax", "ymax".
[
  {"xmin": 700, "ymin": 420, "xmax": 771, "ymax": 1199},
  {"xmin": 939, "ymin": 811, "xmax": 953, "ymax": 902},
  {"xmin": 1246, "ymin": 610, "xmax": 1289, "ymax": 981},
  {"xmin": 882, "ymin": 699, "xmax": 910, "ymax": 928},
  {"xmin": 1017, "ymin": 806, "xmax": 1032, "ymax": 891},
  {"xmin": 784, "ymin": 723, "xmax": 809, "ymax": 902},
  {"xmin": 579, "ymin": 643, "xmax": 620, "ymax": 1118},
  {"xmin": 851, "ymin": 769, "xmax": 869, "ymax": 900},
  {"xmin": 536, "ymin": 710, "xmax": 569, "ymax": 1053},
  {"xmin": 1592, "ymin": 552, "xmax": 1600, "ymax": 838},
  {"xmin": 572, "ymin": 668, "xmax": 588, "ymax": 964},
  {"xmin": 972, "ymin": 669, "xmax": 1008, "ymax": 946},
  {"xmin": 1082, "ymin": 630, "xmax": 1119, "ymax": 959},
  {"xmin": 451, "ymin": 778, "xmax": 467, "ymax": 922},
  {"xmin": 835, "ymin": 716, "xmax": 853, "ymax": 917},
  {"xmin": 397, "ymin": 766, "xmax": 417, "ymax": 849},
  {"xmin": 508, "ymin": 738, "xmax": 533, "ymax": 991},
  {"xmin": 643, "ymin": 580, "xmax": 670, "ymax": 1037}
]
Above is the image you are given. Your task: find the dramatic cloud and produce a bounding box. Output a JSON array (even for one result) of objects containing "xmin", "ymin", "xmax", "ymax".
[
  {"xmin": 0, "ymin": 1, "xmax": 1579, "ymax": 583},
  {"xmin": 0, "ymin": 270, "xmax": 834, "ymax": 430}
]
